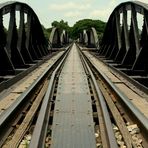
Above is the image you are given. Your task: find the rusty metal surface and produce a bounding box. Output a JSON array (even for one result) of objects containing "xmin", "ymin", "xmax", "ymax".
[
  {"xmin": 83, "ymin": 50, "xmax": 148, "ymax": 134},
  {"xmin": 51, "ymin": 44, "xmax": 96, "ymax": 148},
  {"xmin": 79, "ymin": 47, "xmax": 118, "ymax": 148},
  {"xmin": 84, "ymin": 51, "xmax": 148, "ymax": 118},
  {"xmin": 0, "ymin": 52, "xmax": 64, "ymax": 115},
  {"xmin": 29, "ymin": 44, "xmax": 71, "ymax": 148},
  {"xmin": 0, "ymin": 48, "xmax": 69, "ymax": 147}
]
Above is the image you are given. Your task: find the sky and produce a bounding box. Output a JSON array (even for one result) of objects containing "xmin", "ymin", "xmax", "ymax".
[{"xmin": 0, "ymin": 0, "xmax": 148, "ymax": 28}]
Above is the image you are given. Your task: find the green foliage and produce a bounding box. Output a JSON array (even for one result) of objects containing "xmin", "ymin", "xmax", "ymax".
[
  {"xmin": 51, "ymin": 20, "xmax": 69, "ymax": 30},
  {"xmin": 42, "ymin": 25, "xmax": 51, "ymax": 41},
  {"xmin": 42, "ymin": 19, "xmax": 106, "ymax": 40},
  {"xmin": 71, "ymin": 19, "xmax": 106, "ymax": 39}
]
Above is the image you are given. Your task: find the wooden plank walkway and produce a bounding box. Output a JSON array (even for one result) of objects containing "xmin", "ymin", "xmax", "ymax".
[{"xmin": 84, "ymin": 51, "xmax": 148, "ymax": 118}]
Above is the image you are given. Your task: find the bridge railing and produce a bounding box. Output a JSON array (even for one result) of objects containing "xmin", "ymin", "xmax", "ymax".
[
  {"xmin": 99, "ymin": 1, "xmax": 148, "ymax": 75},
  {"xmin": 0, "ymin": 1, "xmax": 49, "ymax": 75},
  {"xmin": 79, "ymin": 27, "xmax": 99, "ymax": 48},
  {"xmin": 49, "ymin": 27, "xmax": 69, "ymax": 49}
]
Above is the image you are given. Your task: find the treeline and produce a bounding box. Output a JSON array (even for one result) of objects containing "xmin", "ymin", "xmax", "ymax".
[{"xmin": 42, "ymin": 19, "xmax": 106, "ymax": 40}]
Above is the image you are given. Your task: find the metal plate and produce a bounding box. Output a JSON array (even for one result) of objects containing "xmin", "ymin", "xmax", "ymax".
[{"xmin": 51, "ymin": 44, "xmax": 96, "ymax": 148}]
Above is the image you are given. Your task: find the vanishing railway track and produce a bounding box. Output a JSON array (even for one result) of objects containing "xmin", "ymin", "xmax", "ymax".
[
  {"xmin": 0, "ymin": 1, "xmax": 147, "ymax": 147},
  {"xmin": 0, "ymin": 43, "xmax": 147, "ymax": 148},
  {"xmin": 77, "ymin": 43, "xmax": 148, "ymax": 148},
  {"xmin": 0, "ymin": 45, "xmax": 71, "ymax": 147}
]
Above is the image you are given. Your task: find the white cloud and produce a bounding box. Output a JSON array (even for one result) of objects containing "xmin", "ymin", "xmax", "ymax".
[
  {"xmin": 64, "ymin": 11, "xmax": 81, "ymax": 18},
  {"xmin": 88, "ymin": 0, "xmax": 116, "ymax": 22},
  {"xmin": 110, "ymin": 0, "xmax": 116, "ymax": 5},
  {"xmin": 89, "ymin": 9, "xmax": 111, "ymax": 22},
  {"xmin": 137, "ymin": 0, "xmax": 148, "ymax": 3},
  {"xmin": 49, "ymin": 2, "xmax": 91, "ymax": 11}
]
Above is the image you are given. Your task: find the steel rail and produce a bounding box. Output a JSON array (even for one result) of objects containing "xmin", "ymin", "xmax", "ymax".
[
  {"xmin": 77, "ymin": 45, "xmax": 118, "ymax": 148},
  {"xmin": 78, "ymin": 44, "xmax": 148, "ymax": 136},
  {"xmin": 29, "ymin": 43, "xmax": 72, "ymax": 148},
  {"xmin": 0, "ymin": 44, "xmax": 71, "ymax": 146},
  {"xmin": 0, "ymin": 52, "xmax": 57, "ymax": 93},
  {"xmin": 89, "ymin": 52, "xmax": 148, "ymax": 96}
]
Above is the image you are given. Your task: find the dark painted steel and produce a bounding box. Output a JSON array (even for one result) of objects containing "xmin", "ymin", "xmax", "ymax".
[
  {"xmin": 60, "ymin": 30, "xmax": 69, "ymax": 45},
  {"xmin": 0, "ymin": 1, "xmax": 49, "ymax": 76},
  {"xmin": 87, "ymin": 27, "xmax": 98, "ymax": 48},
  {"xmin": 88, "ymin": 51, "xmax": 148, "ymax": 97},
  {"xmin": 78, "ymin": 45, "xmax": 118, "ymax": 148},
  {"xmin": 29, "ymin": 45, "xmax": 71, "ymax": 148},
  {"xmin": 79, "ymin": 27, "xmax": 98, "ymax": 48},
  {"xmin": 49, "ymin": 27, "xmax": 61, "ymax": 48},
  {"xmin": 0, "ymin": 46, "xmax": 70, "ymax": 146},
  {"xmin": 80, "ymin": 45, "xmax": 148, "ymax": 137},
  {"xmin": 0, "ymin": 52, "xmax": 57, "ymax": 93},
  {"xmin": 96, "ymin": 1, "xmax": 148, "ymax": 88},
  {"xmin": 49, "ymin": 27, "xmax": 69, "ymax": 49},
  {"xmin": 50, "ymin": 44, "xmax": 96, "ymax": 148}
]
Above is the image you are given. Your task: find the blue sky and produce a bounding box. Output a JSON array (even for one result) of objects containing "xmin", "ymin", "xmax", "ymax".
[{"xmin": 0, "ymin": 0, "xmax": 147, "ymax": 28}]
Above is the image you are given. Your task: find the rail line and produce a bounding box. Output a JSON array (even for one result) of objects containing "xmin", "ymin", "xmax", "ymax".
[
  {"xmin": 0, "ymin": 45, "xmax": 71, "ymax": 147},
  {"xmin": 0, "ymin": 43, "xmax": 147, "ymax": 148},
  {"xmin": 0, "ymin": 0, "xmax": 148, "ymax": 147},
  {"xmin": 29, "ymin": 43, "xmax": 71, "ymax": 148},
  {"xmin": 77, "ymin": 44, "xmax": 148, "ymax": 148},
  {"xmin": 30, "ymin": 43, "xmax": 148, "ymax": 148}
]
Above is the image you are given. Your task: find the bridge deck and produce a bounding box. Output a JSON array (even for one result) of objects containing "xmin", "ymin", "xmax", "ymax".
[
  {"xmin": 83, "ymin": 51, "xmax": 148, "ymax": 118},
  {"xmin": 51, "ymin": 44, "xmax": 96, "ymax": 148}
]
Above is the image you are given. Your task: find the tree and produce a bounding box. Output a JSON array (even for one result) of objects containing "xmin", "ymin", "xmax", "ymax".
[
  {"xmin": 70, "ymin": 19, "xmax": 106, "ymax": 40},
  {"xmin": 51, "ymin": 20, "xmax": 69, "ymax": 31},
  {"xmin": 42, "ymin": 19, "xmax": 106, "ymax": 41},
  {"xmin": 41, "ymin": 25, "xmax": 51, "ymax": 41}
]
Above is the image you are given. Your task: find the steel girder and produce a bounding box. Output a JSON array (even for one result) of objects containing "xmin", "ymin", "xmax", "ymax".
[
  {"xmin": 60, "ymin": 30, "xmax": 69, "ymax": 46},
  {"xmin": 80, "ymin": 27, "xmax": 99, "ymax": 48},
  {"xmin": 0, "ymin": 1, "xmax": 49, "ymax": 75},
  {"xmin": 49, "ymin": 27, "xmax": 69, "ymax": 49},
  {"xmin": 99, "ymin": 1, "xmax": 148, "ymax": 75}
]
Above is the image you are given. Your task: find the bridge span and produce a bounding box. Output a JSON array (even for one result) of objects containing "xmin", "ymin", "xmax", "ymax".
[{"xmin": 0, "ymin": 1, "xmax": 147, "ymax": 148}]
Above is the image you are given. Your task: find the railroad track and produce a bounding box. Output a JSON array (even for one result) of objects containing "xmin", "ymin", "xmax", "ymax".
[
  {"xmin": 0, "ymin": 51, "xmax": 59, "ymax": 94},
  {"xmin": 0, "ymin": 43, "xmax": 147, "ymax": 148},
  {"xmin": 0, "ymin": 45, "xmax": 71, "ymax": 147},
  {"xmin": 77, "ymin": 43, "xmax": 148, "ymax": 148}
]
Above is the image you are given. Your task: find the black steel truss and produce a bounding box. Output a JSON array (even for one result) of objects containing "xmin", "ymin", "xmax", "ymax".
[{"xmin": 0, "ymin": 1, "xmax": 49, "ymax": 75}]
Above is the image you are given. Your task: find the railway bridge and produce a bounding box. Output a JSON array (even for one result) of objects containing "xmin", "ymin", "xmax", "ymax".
[{"xmin": 0, "ymin": 1, "xmax": 148, "ymax": 148}]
